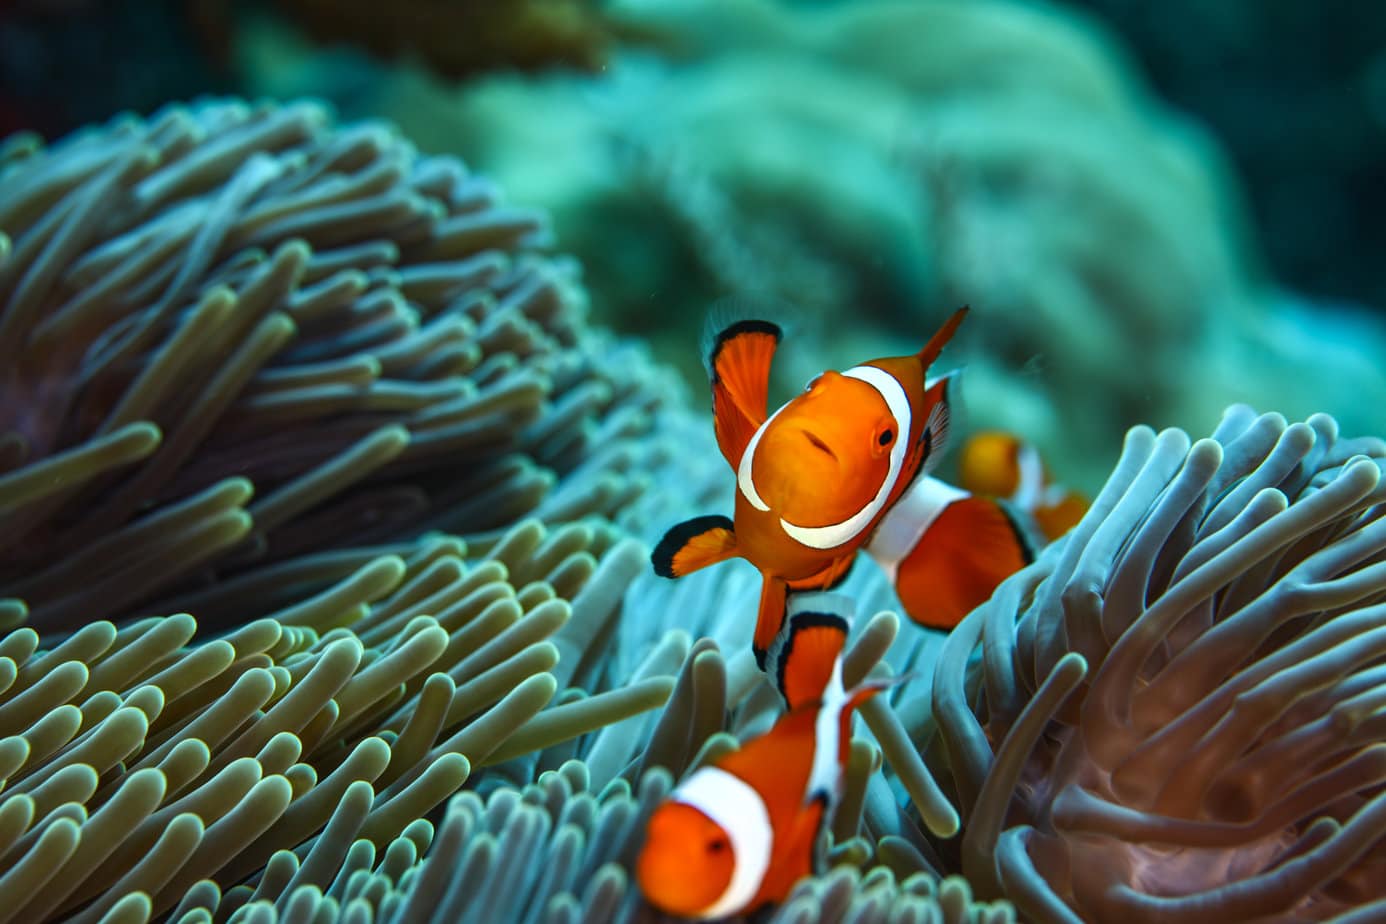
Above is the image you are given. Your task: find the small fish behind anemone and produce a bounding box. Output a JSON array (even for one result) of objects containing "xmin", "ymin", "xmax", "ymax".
[
  {"xmin": 651, "ymin": 307, "xmax": 1033, "ymax": 661},
  {"xmin": 958, "ymin": 429, "xmax": 1089, "ymax": 541},
  {"xmin": 636, "ymin": 592, "xmax": 887, "ymax": 919}
]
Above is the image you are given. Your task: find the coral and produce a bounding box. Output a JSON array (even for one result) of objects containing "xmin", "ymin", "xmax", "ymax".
[
  {"xmin": 0, "ymin": 98, "xmax": 686, "ymax": 632},
  {"xmin": 266, "ymin": 0, "xmax": 627, "ymax": 80},
  {"xmin": 929, "ymin": 405, "xmax": 1386, "ymax": 921},
  {"xmin": 258, "ymin": 0, "xmax": 1386, "ymax": 491}
]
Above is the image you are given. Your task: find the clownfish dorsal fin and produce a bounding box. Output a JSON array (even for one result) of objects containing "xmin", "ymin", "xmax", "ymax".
[
  {"xmin": 705, "ymin": 317, "xmax": 781, "ymax": 469},
  {"xmin": 651, "ymin": 515, "xmax": 739, "ymax": 579},
  {"xmin": 843, "ymin": 676, "xmax": 895, "ymax": 715},
  {"xmin": 769, "ymin": 591, "xmax": 853, "ymax": 711},
  {"xmin": 915, "ymin": 306, "xmax": 968, "ymax": 372}
]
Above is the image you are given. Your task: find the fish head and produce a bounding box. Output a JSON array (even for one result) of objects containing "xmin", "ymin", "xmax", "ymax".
[
  {"xmin": 636, "ymin": 801, "xmax": 737, "ymax": 918},
  {"xmin": 750, "ymin": 370, "xmax": 896, "ymax": 525}
]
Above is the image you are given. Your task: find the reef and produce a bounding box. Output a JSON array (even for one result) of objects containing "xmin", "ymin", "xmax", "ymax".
[
  {"xmin": 2, "ymin": 94, "xmax": 1384, "ymax": 923},
  {"xmin": 263, "ymin": 0, "xmax": 630, "ymax": 80},
  {"xmin": 257, "ymin": 0, "xmax": 1386, "ymax": 493}
]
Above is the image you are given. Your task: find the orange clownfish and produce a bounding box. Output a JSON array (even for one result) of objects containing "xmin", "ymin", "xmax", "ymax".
[
  {"xmin": 653, "ymin": 307, "xmax": 1032, "ymax": 660},
  {"xmin": 637, "ymin": 593, "xmax": 884, "ymax": 919},
  {"xmin": 958, "ymin": 430, "xmax": 1088, "ymax": 542},
  {"xmin": 859, "ymin": 470, "xmax": 1034, "ymax": 630}
]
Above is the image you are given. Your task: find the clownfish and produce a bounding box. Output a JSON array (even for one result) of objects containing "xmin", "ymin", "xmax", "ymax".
[
  {"xmin": 653, "ymin": 307, "xmax": 1032, "ymax": 657},
  {"xmin": 859, "ymin": 470, "xmax": 1034, "ymax": 630},
  {"xmin": 958, "ymin": 430, "xmax": 1088, "ymax": 542},
  {"xmin": 637, "ymin": 593, "xmax": 884, "ymax": 919}
]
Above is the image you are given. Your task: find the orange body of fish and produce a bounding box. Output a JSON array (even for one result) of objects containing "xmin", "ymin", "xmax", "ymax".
[
  {"xmin": 637, "ymin": 594, "xmax": 881, "ymax": 919},
  {"xmin": 653, "ymin": 307, "xmax": 1033, "ymax": 665}
]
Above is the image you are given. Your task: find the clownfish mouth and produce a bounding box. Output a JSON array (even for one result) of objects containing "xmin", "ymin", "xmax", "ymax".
[{"xmin": 802, "ymin": 430, "xmax": 836, "ymax": 460}]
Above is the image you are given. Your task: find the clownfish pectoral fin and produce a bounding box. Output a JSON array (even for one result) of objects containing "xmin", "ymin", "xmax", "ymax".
[
  {"xmin": 915, "ymin": 306, "xmax": 968, "ymax": 371},
  {"xmin": 892, "ymin": 495, "xmax": 1035, "ymax": 630},
  {"xmin": 916, "ymin": 373, "xmax": 956, "ymax": 477},
  {"xmin": 651, "ymin": 515, "xmax": 739, "ymax": 579},
  {"xmin": 752, "ymin": 575, "xmax": 789, "ymax": 671},
  {"xmin": 770, "ymin": 591, "xmax": 852, "ymax": 710},
  {"xmin": 706, "ymin": 319, "xmax": 781, "ymax": 469}
]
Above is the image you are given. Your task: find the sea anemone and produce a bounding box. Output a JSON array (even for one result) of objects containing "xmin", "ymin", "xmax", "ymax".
[
  {"xmin": 8, "ymin": 93, "xmax": 1384, "ymax": 924},
  {"xmin": 0, "ymin": 98, "xmax": 684, "ymax": 632},
  {"xmin": 385, "ymin": 621, "xmax": 1014, "ymax": 924},
  {"xmin": 0, "ymin": 95, "xmax": 1014, "ymax": 924},
  {"xmin": 0, "ymin": 518, "xmax": 683, "ymax": 923},
  {"xmin": 930, "ymin": 405, "xmax": 1386, "ymax": 921},
  {"xmin": 0, "ymin": 97, "xmax": 707, "ymax": 923}
]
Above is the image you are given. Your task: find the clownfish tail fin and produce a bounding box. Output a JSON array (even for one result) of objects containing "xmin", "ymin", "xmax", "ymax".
[
  {"xmin": 651, "ymin": 515, "xmax": 738, "ymax": 579},
  {"xmin": 769, "ymin": 591, "xmax": 854, "ymax": 710},
  {"xmin": 915, "ymin": 306, "xmax": 969, "ymax": 372}
]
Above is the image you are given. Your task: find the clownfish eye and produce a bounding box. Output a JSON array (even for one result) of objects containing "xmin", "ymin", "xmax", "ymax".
[
  {"xmin": 878, "ymin": 429, "xmax": 894, "ymax": 446},
  {"xmin": 707, "ymin": 839, "xmax": 728, "ymax": 854}
]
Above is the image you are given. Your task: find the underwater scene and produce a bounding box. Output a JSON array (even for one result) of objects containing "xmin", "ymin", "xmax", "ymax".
[{"xmin": 1, "ymin": 1, "xmax": 1385, "ymax": 922}]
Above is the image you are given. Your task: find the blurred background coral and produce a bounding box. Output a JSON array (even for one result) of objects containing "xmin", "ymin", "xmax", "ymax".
[{"xmin": 4, "ymin": 0, "xmax": 1385, "ymax": 492}]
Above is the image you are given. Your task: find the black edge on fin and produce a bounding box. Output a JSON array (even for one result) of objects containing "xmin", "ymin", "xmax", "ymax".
[
  {"xmin": 706, "ymin": 319, "xmax": 782, "ymax": 384},
  {"xmin": 996, "ymin": 499, "xmax": 1039, "ymax": 564},
  {"xmin": 772, "ymin": 609, "xmax": 850, "ymax": 706},
  {"xmin": 651, "ymin": 514, "xmax": 735, "ymax": 578}
]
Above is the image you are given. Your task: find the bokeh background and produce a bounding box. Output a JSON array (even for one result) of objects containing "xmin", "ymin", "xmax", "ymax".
[{"xmin": 4, "ymin": 0, "xmax": 1385, "ymax": 494}]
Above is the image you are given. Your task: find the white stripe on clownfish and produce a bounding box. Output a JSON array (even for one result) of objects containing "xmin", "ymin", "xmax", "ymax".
[
  {"xmin": 736, "ymin": 402, "xmax": 785, "ymax": 513},
  {"xmin": 776, "ymin": 365, "xmax": 912, "ymax": 550},
  {"xmin": 807, "ymin": 654, "xmax": 849, "ymax": 807},
  {"xmin": 1011, "ymin": 441, "xmax": 1046, "ymax": 511},
  {"xmin": 670, "ymin": 766, "xmax": 774, "ymax": 919},
  {"xmin": 865, "ymin": 475, "xmax": 967, "ymax": 583}
]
